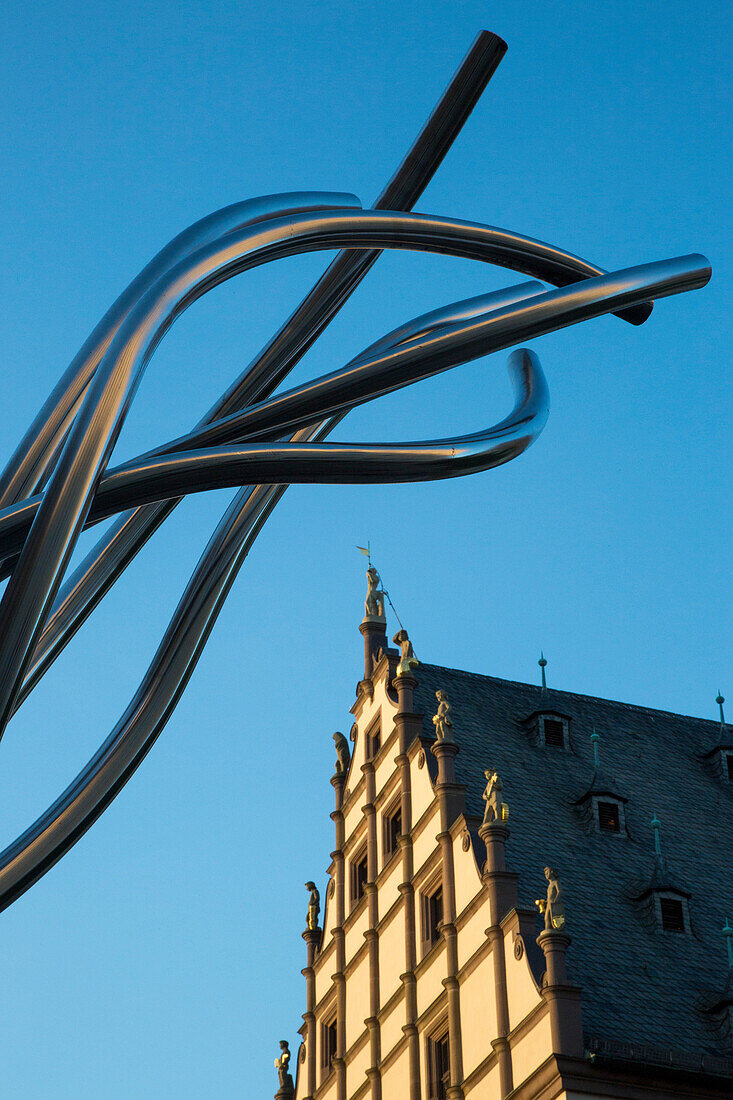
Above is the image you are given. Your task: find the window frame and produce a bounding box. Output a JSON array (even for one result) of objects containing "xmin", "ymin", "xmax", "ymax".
[
  {"xmin": 364, "ymin": 715, "xmax": 381, "ymax": 761},
  {"xmin": 592, "ymin": 795, "xmax": 627, "ymax": 836},
  {"xmin": 654, "ymin": 890, "xmax": 690, "ymax": 934},
  {"xmin": 421, "ymin": 879, "xmax": 444, "ymax": 956},
  {"xmin": 542, "ymin": 715, "xmax": 567, "ymax": 748},
  {"xmin": 350, "ymin": 846, "xmax": 368, "ymax": 909},
  {"xmin": 597, "ymin": 800, "xmax": 621, "ymax": 832},
  {"xmin": 382, "ymin": 799, "xmax": 402, "ymax": 864},
  {"xmin": 320, "ymin": 1012, "xmax": 338, "ymax": 1079},
  {"xmin": 426, "ymin": 1023, "xmax": 450, "ymax": 1100}
]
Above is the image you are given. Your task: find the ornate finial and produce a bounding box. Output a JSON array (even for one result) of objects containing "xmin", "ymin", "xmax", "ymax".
[
  {"xmin": 432, "ymin": 689, "xmax": 454, "ymax": 742},
  {"xmin": 482, "ymin": 768, "xmax": 508, "ymax": 824},
  {"xmin": 393, "ymin": 628, "xmax": 419, "ymax": 677},
  {"xmin": 274, "ymin": 1039, "xmax": 294, "ymax": 1095},
  {"xmin": 651, "ymin": 814, "xmax": 662, "ymax": 857},
  {"xmin": 723, "ymin": 919, "xmax": 733, "ymax": 970},
  {"xmin": 304, "ymin": 881, "xmax": 320, "ymax": 931},
  {"xmin": 538, "ymin": 651, "xmax": 547, "ymax": 692},
  {"xmin": 362, "ymin": 564, "xmax": 386, "ymax": 624},
  {"xmin": 590, "ymin": 728, "xmax": 600, "ymax": 769},
  {"xmin": 535, "ymin": 866, "xmax": 565, "ymax": 931},
  {"xmin": 332, "ymin": 731, "xmax": 350, "ymax": 775},
  {"xmin": 717, "ymin": 691, "xmax": 726, "ymax": 729}
]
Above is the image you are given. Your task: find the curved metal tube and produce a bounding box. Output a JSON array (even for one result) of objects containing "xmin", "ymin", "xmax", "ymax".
[
  {"xmin": 0, "ymin": 210, "xmax": 703, "ymax": 741},
  {"xmin": 12, "ymin": 221, "xmax": 662, "ymax": 705},
  {"xmin": 0, "ymin": 346, "xmax": 538, "ymax": 913},
  {"xmin": 14, "ymin": 352, "xmax": 547, "ymax": 525},
  {"xmin": 0, "ymin": 420, "xmax": 332, "ymax": 913},
  {"xmin": 0, "ymin": 192, "xmax": 362, "ymax": 509},
  {"xmin": 136, "ymin": 254, "xmax": 707, "ymax": 457},
  {"xmin": 0, "ymin": 28, "xmax": 513, "ymax": 611},
  {"xmin": 0, "ymin": 252, "xmax": 709, "ymax": 568},
  {"xmin": 0, "ymin": 29, "xmax": 710, "ymax": 923},
  {"xmin": 4, "ymin": 283, "xmax": 545, "ymax": 693}
]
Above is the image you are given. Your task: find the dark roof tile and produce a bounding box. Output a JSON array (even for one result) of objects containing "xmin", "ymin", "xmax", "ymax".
[{"xmin": 413, "ymin": 663, "xmax": 733, "ymax": 1055}]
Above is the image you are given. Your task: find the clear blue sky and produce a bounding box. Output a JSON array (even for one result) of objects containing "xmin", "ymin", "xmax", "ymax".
[{"xmin": 0, "ymin": 1, "xmax": 730, "ymax": 1095}]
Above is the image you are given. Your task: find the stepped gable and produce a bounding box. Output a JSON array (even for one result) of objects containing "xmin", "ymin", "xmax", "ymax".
[{"xmin": 413, "ymin": 663, "xmax": 733, "ymax": 1057}]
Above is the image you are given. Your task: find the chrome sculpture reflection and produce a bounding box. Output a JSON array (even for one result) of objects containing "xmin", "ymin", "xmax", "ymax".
[{"xmin": 0, "ymin": 31, "xmax": 711, "ymax": 911}]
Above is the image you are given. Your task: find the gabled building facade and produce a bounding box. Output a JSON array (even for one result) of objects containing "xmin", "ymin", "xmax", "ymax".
[{"xmin": 280, "ymin": 594, "xmax": 733, "ymax": 1100}]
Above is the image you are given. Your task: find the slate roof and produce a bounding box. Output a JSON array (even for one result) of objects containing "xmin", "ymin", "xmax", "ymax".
[{"xmin": 413, "ymin": 663, "xmax": 733, "ymax": 1059}]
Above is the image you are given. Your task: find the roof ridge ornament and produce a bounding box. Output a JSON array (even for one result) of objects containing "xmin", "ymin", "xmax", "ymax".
[
  {"xmin": 362, "ymin": 563, "xmax": 387, "ymax": 625},
  {"xmin": 724, "ymin": 919, "xmax": 733, "ymax": 971},
  {"xmin": 539, "ymin": 652, "xmax": 548, "ymax": 693},
  {"xmin": 590, "ymin": 727, "xmax": 600, "ymax": 769}
]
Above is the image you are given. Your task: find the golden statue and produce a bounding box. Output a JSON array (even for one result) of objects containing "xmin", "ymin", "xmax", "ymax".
[
  {"xmin": 432, "ymin": 689, "xmax": 454, "ymax": 742},
  {"xmin": 482, "ymin": 768, "xmax": 508, "ymax": 824},
  {"xmin": 393, "ymin": 628, "xmax": 419, "ymax": 676},
  {"xmin": 363, "ymin": 565, "xmax": 386, "ymax": 621},
  {"xmin": 535, "ymin": 866, "xmax": 565, "ymax": 930},
  {"xmin": 305, "ymin": 881, "xmax": 320, "ymax": 931}
]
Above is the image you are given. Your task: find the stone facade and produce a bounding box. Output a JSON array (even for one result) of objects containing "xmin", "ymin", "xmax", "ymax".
[{"xmin": 287, "ymin": 642, "xmax": 733, "ymax": 1099}]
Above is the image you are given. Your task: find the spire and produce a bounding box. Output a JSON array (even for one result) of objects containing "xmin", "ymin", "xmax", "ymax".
[
  {"xmin": 651, "ymin": 813, "xmax": 662, "ymax": 857},
  {"xmin": 632, "ymin": 812, "xmax": 690, "ymax": 901},
  {"xmin": 590, "ymin": 728, "xmax": 600, "ymax": 769},
  {"xmin": 359, "ymin": 559, "xmax": 388, "ymax": 681},
  {"xmin": 701, "ymin": 689, "xmax": 732, "ymax": 759},
  {"xmin": 538, "ymin": 651, "xmax": 547, "ymax": 693},
  {"xmin": 724, "ymin": 919, "xmax": 733, "ymax": 971}
]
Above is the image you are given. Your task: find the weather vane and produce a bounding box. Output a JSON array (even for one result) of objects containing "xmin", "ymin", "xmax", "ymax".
[{"xmin": 0, "ymin": 30, "xmax": 710, "ymax": 914}]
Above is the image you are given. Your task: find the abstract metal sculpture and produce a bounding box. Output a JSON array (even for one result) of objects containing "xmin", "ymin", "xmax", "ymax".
[{"xmin": 0, "ymin": 31, "xmax": 710, "ymax": 913}]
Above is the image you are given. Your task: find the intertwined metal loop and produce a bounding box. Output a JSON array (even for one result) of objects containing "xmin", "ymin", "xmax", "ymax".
[{"xmin": 0, "ymin": 32, "xmax": 710, "ymax": 912}]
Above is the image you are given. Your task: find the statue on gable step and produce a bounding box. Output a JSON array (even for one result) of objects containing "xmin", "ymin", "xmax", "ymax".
[
  {"xmin": 275, "ymin": 1040, "xmax": 294, "ymax": 1091},
  {"xmin": 535, "ymin": 866, "xmax": 565, "ymax": 931},
  {"xmin": 305, "ymin": 881, "xmax": 320, "ymax": 931},
  {"xmin": 482, "ymin": 768, "xmax": 508, "ymax": 824},
  {"xmin": 333, "ymin": 731, "xmax": 351, "ymax": 774},
  {"xmin": 393, "ymin": 628, "xmax": 419, "ymax": 676},
  {"xmin": 432, "ymin": 689, "xmax": 454, "ymax": 742}
]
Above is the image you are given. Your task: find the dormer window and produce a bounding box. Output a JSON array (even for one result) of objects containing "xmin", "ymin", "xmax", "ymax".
[
  {"xmin": 544, "ymin": 718, "xmax": 565, "ymax": 746},
  {"xmin": 521, "ymin": 710, "xmax": 572, "ymax": 750},
  {"xmin": 701, "ymin": 744, "xmax": 733, "ymax": 782},
  {"xmin": 654, "ymin": 890, "xmax": 690, "ymax": 934},
  {"xmin": 660, "ymin": 897, "xmax": 685, "ymax": 932},
  {"xmin": 597, "ymin": 800, "xmax": 620, "ymax": 832},
  {"xmin": 574, "ymin": 784, "xmax": 628, "ymax": 836},
  {"xmin": 591, "ymin": 796, "xmax": 627, "ymax": 835}
]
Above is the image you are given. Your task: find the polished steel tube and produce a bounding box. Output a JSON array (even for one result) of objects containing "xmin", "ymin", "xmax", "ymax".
[
  {"xmin": 0, "ymin": 210, "xmax": 699, "ymax": 742},
  {"xmin": 0, "ymin": 29, "xmax": 711, "ymax": 918},
  {"xmin": 0, "ymin": 252, "xmax": 709, "ymax": 563},
  {"xmin": 0, "ymin": 193, "xmax": 360, "ymax": 509}
]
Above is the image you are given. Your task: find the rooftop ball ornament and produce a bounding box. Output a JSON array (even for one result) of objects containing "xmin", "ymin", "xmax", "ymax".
[{"xmin": 0, "ymin": 32, "xmax": 710, "ymax": 912}]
